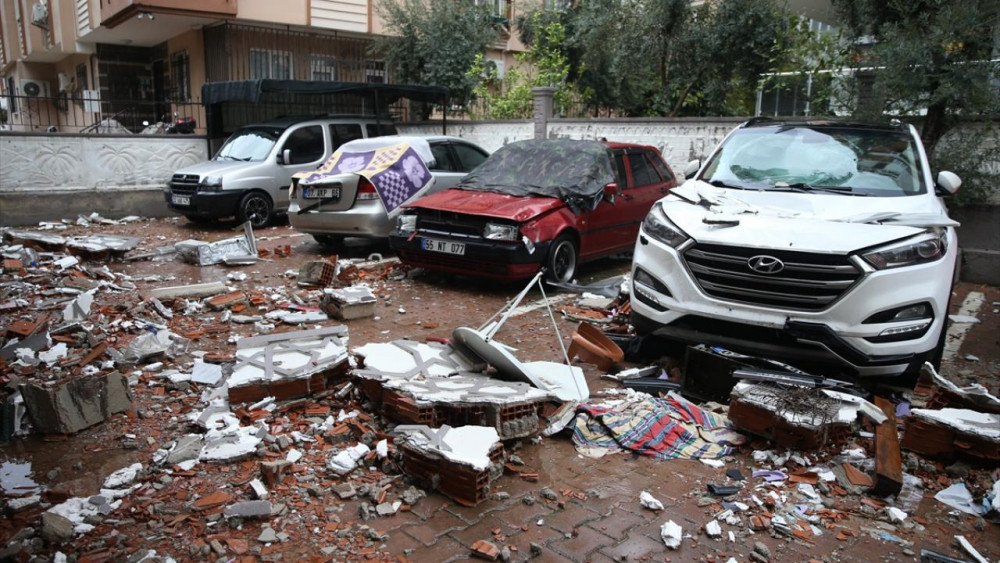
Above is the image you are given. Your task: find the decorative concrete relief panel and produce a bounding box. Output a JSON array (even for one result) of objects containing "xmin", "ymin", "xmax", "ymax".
[{"xmin": 0, "ymin": 135, "xmax": 208, "ymax": 191}]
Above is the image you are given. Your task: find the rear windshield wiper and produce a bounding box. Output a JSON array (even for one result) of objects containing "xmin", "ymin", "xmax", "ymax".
[{"xmin": 775, "ymin": 182, "xmax": 866, "ymax": 196}]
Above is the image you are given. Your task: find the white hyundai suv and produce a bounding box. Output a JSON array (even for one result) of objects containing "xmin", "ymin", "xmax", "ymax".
[{"xmin": 630, "ymin": 119, "xmax": 962, "ymax": 380}]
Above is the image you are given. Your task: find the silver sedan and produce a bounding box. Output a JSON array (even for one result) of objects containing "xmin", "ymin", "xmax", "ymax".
[{"xmin": 288, "ymin": 135, "xmax": 489, "ymax": 246}]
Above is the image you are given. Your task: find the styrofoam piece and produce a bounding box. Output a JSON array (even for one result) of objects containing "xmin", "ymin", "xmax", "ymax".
[{"xmin": 191, "ymin": 360, "xmax": 223, "ymax": 386}]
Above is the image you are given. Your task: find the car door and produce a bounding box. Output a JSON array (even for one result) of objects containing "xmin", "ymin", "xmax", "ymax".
[
  {"xmin": 618, "ymin": 148, "xmax": 675, "ymax": 243},
  {"xmin": 275, "ymin": 124, "xmax": 327, "ymax": 209},
  {"xmin": 428, "ymin": 140, "xmax": 489, "ymax": 192},
  {"xmin": 578, "ymin": 148, "xmax": 631, "ymax": 258}
]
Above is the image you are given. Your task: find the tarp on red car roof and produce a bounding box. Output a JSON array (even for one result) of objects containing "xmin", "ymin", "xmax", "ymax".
[{"xmin": 454, "ymin": 139, "xmax": 617, "ymax": 214}]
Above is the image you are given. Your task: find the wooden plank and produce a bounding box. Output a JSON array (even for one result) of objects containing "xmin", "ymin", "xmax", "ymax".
[{"xmin": 871, "ymin": 396, "xmax": 903, "ymax": 497}]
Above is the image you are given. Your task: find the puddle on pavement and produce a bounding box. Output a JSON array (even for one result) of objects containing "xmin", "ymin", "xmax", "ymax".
[{"xmin": 0, "ymin": 460, "xmax": 41, "ymax": 496}]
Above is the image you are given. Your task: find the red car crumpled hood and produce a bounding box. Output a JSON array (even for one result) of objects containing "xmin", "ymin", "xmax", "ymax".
[{"xmin": 406, "ymin": 188, "xmax": 564, "ymax": 222}]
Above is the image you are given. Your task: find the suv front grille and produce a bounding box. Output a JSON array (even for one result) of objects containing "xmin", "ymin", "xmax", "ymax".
[
  {"xmin": 170, "ymin": 174, "xmax": 199, "ymax": 194},
  {"xmin": 683, "ymin": 243, "xmax": 861, "ymax": 311}
]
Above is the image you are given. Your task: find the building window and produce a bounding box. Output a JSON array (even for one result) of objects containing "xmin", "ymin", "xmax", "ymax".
[
  {"xmin": 250, "ymin": 49, "xmax": 293, "ymax": 80},
  {"xmin": 365, "ymin": 60, "xmax": 386, "ymax": 84},
  {"xmin": 309, "ymin": 55, "xmax": 339, "ymax": 82},
  {"xmin": 171, "ymin": 50, "xmax": 191, "ymax": 101}
]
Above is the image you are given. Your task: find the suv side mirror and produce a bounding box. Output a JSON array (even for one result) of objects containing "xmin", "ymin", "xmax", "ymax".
[
  {"xmin": 684, "ymin": 159, "xmax": 701, "ymax": 179},
  {"xmin": 935, "ymin": 170, "xmax": 961, "ymax": 196}
]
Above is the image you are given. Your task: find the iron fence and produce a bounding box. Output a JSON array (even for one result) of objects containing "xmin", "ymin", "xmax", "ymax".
[{"xmin": 0, "ymin": 93, "xmax": 205, "ymax": 135}]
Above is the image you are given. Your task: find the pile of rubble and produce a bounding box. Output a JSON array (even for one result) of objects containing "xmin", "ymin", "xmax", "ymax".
[{"xmin": 1, "ymin": 218, "xmax": 997, "ymax": 562}]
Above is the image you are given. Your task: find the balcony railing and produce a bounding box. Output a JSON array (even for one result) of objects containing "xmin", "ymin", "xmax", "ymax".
[{"xmin": 0, "ymin": 93, "xmax": 205, "ymax": 135}]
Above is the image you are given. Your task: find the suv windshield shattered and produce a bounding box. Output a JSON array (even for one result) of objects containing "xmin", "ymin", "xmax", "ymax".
[
  {"xmin": 700, "ymin": 124, "xmax": 926, "ymax": 197},
  {"xmin": 215, "ymin": 127, "xmax": 283, "ymax": 162}
]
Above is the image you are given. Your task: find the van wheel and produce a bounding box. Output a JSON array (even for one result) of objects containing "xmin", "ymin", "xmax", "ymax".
[
  {"xmin": 237, "ymin": 192, "xmax": 273, "ymax": 229},
  {"xmin": 545, "ymin": 234, "xmax": 578, "ymax": 283}
]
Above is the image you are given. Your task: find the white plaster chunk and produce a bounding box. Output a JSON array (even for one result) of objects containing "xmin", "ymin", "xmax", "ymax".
[
  {"xmin": 102, "ymin": 463, "xmax": 143, "ymax": 489},
  {"xmin": 911, "ymin": 408, "xmax": 1000, "ymax": 440},
  {"xmin": 639, "ymin": 491, "xmax": 663, "ymax": 511},
  {"xmin": 660, "ymin": 520, "xmax": 683, "ymax": 549},
  {"xmin": 705, "ymin": 520, "xmax": 722, "ymax": 537},
  {"xmin": 401, "ymin": 425, "xmax": 499, "ymax": 472},
  {"xmin": 327, "ymin": 444, "xmax": 371, "ymax": 475}
]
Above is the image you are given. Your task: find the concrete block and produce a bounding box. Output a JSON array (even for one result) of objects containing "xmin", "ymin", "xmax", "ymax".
[
  {"xmin": 40, "ymin": 512, "xmax": 75, "ymax": 543},
  {"xmin": 224, "ymin": 500, "xmax": 272, "ymax": 519},
  {"xmin": 19, "ymin": 372, "xmax": 133, "ymax": 434}
]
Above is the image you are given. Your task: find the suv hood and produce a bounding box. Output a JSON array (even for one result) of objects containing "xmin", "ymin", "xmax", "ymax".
[
  {"xmin": 664, "ymin": 180, "xmax": 959, "ymax": 253},
  {"xmin": 406, "ymin": 189, "xmax": 564, "ymax": 222},
  {"xmin": 174, "ymin": 160, "xmax": 262, "ymax": 178}
]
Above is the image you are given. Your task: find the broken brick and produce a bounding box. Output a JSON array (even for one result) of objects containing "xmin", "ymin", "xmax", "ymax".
[{"xmin": 471, "ymin": 539, "xmax": 501, "ymax": 561}]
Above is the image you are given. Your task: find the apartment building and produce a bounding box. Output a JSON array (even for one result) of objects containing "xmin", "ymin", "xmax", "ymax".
[{"xmin": 0, "ymin": 0, "xmax": 526, "ymax": 132}]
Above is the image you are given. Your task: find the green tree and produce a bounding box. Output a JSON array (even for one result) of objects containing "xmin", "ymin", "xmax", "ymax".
[
  {"xmin": 831, "ymin": 0, "xmax": 1000, "ymax": 152},
  {"xmin": 467, "ymin": 14, "xmax": 573, "ymax": 119},
  {"xmin": 373, "ymin": 0, "xmax": 499, "ymax": 111}
]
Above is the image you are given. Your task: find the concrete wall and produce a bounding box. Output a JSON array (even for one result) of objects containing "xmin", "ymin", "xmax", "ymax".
[
  {"xmin": 0, "ymin": 132, "xmax": 208, "ymax": 226},
  {"xmin": 1, "ymin": 120, "xmax": 996, "ymax": 285}
]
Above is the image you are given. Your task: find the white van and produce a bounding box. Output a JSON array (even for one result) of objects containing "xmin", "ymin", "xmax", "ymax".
[{"xmin": 165, "ymin": 116, "xmax": 396, "ymax": 228}]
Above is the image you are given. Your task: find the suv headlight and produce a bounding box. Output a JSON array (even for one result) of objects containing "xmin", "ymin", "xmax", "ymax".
[
  {"xmin": 642, "ymin": 204, "xmax": 689, "ymax": 248},
  {"xmin": 199, "ymin": 175, "xmax": 223, "ymax": 192},
  {"xmin": 862, "ymin": 229, "xmax": 947, "ymax": 270},
  {"xmin": 397, "ymin": 214, "xmax": 416, "ymax": 233},
  {"xmin": 484, "ymin": 222, "xmax": 518, "ymax": 241}
]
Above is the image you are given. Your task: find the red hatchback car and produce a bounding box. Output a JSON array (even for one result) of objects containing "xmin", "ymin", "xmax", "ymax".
[{"xmin": 389, "ymin": 139, "xmax": 677, "ymax": 282}]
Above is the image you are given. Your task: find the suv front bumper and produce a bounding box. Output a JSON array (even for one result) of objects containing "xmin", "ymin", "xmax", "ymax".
[{"xmin": 629, "ymin": 229, "xmax": 956, "ymax": 377}]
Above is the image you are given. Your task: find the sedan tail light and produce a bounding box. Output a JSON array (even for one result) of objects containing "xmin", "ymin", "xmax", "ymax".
[{"xmin": 357, "ymin": 177, "xmax": 378, "ymax": 201}]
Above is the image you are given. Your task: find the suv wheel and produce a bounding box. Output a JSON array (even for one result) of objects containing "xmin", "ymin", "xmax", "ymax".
[{"xmin": 237, "ymin": 192, "xmax": 273, "ymax": 229}]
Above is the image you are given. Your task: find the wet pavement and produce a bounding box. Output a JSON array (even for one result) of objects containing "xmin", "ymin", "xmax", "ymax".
[{"xmin": 1, "ymin": 216, "xmax": 998, "ymax": 562}]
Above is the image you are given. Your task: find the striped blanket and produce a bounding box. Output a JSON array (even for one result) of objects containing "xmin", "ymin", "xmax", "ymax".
[{"xmin": 571, "ymin": 392, "xmax": 743, "ymax": 460}]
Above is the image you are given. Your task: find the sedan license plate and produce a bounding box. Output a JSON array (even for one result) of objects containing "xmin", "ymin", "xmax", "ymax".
[
  {"xmin": 422, "ymin": 238, "xmax": 465, "ymax": 255},
  {"xmin": 303, "ymin": 186, "xmax": 340, "ymax": 199},
  {"xmin": 171, "ymin": 195, "xmax": 190, "ymax": 206}
]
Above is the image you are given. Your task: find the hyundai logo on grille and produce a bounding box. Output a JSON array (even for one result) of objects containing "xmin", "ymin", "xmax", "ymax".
[{"xmin": 748, "ymin": 255, "xmax": 785, "ymax": 274}]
